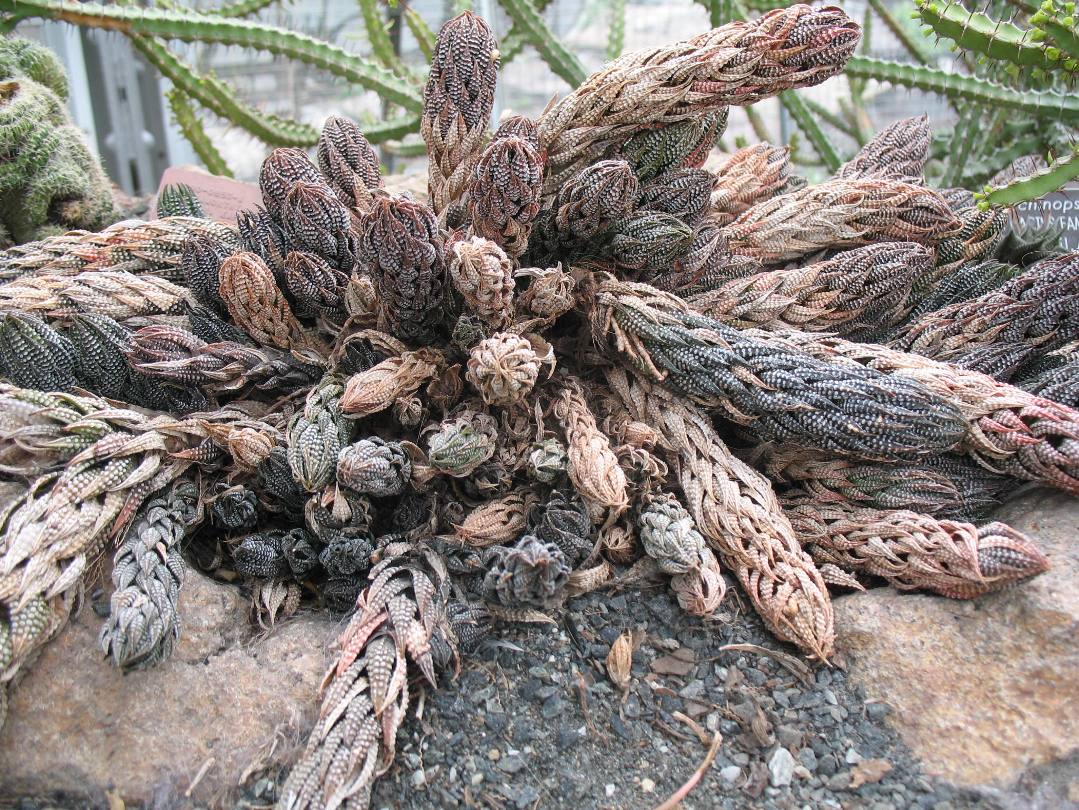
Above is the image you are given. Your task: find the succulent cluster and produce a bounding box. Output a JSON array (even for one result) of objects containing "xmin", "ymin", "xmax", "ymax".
[
  {"xmin": 0, "ymin": 7, "xmax": 1071, "ymax": 808},
  {"xmin": 0, "ymin": 38, "xmax": 118, "ymax": 245}
]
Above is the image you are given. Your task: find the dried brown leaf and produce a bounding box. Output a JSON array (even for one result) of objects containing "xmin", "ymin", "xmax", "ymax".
[{"xmin": 606, "ymin": 630, "xmax": 633, "ymax": 691}]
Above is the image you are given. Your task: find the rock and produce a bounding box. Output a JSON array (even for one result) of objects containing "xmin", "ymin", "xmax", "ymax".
[
  {"xmin": 498, "ymin": 755, "xmax": 526, "ymax": 775},
  {"xmin": 720, "ymin": 765, "xmax": 742, "ymax": 783},
  {"xmin": 0, "ymin": 571, "xmax": 335, "ymax": 806},
  {"xmin": 834, "ymin": 490, "xmax": 1079, "ymax": 787},
  {"xmin": 512, "ymin": 786, "xmax": 539, "ymax": 808},
  {"xmin": 769, "ymin": 747, "xmax": 796, "ymax": 787},
  {"xmin": 867, "ymin": 702, "xmax": 890, "ymax": 722},
  {"xmin": 776, "ymin": 724, "xmax": 803, "ymax": 751}
]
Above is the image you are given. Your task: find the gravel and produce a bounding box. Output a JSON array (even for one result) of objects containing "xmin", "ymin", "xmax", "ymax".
[{"xmin": 363, "ymin": 586, "xmax": 994, "ymax": 809}]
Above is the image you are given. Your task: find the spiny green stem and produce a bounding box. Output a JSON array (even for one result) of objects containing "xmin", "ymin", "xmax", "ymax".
[
  {"xmin": 844, "ymin": 55, "xmax": 1079, "ymax": 119},
  {"xmin": 693, "ymin": 0, "xmax": 725, "ymax": 26},
  {"xmin": 499, "ymin": 0, "xmax": 554, "ymax": 65},
  {"xmin": 802, "ymin": 98, "xmax": 858, "ymax": 140},
  {"xmin": 1031, "ymin": 2, "xmax": 1079, "ymax": 64},
  {"xmin": 358, "ymin": 0, "xmax": 408, "ymax": 79},
  {"xmin": 849, "ymin": 3, "xmax": 873, "ymax": 102},
  {"xmin": 866, "ymin": 0, "xmax": 934, "ymax": 64},
  {"xmin": 381, "ymin": 138, "xmax": 427, "ymax": 157},
  {"xmin": 166, "ymin": 88, "xmax": 233, "ymax": 176},
  {"xmin": 837, "ymin": 97, "xmax": 872, "ymax": 146},
  {"xmin": 205, "ymin": 0, "xmax": 280, "ymax": 17},
  {"xmin": 402, "ymin": 6, "xmax": 434, "ymax": 62},
  {"xmin": 131, "ymin": 34, "xmax": 319, "ymax": 146},
  {"xmin": 494, "ymin": 0, "xmax": 586, "ymax": 87},
  {"xmin": 779, "ymin": 90, "xmax": 841, "ymax": 172},
  {"xmin": 960, "ymin": 134, "xmax": 1043, "ymax": 186},
  {"xmin": 743, "ymin": 105, "xmax": 775, "ymax": 144},
  {"xmin": 354, "ymin": 112, "xmax": 421, "ymax": 144},
  {"xmin": 607, "ymin": 0, "xmax": 625, "ymax": 61},
  {"xmin": 0, "ymin": 0, "xmax": 422, "ymax": 111},
  {"xmin": 976, "ymin": 144, "xmax": 1079, "ymax": 208},
  {"xmin": 970, "ymin": 106, "xmax": 1010, "ymax": 170},
  {"xmin": 916, "ymin": 0, "xmax": 1059, "ymax": 71},
  {"xmin": 945, "ymin": 104, "xmax": 981, "ymax": 186}
]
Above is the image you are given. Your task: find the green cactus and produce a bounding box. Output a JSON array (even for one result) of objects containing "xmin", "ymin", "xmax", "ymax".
[
  {"xmin": 131, "ymin": 34, "xmax": 320, "ymax": 148},
  {"xmin": 0, "ymin": 0, "xmax": 424, "ymax": 169},
  {"xmin": 165, "ymin": 87, "xmax": 233, "ymax": 178},
  {"xmin": 0, "ymin": 41, "xmax": 118, "ymax": 243},
  {"xmin": 494, "ymin": 0, "xmax": 587, "ymax": 87},
  {"xmin": 916, "ymin": 0, "xmax": 1061, "ymax": 72},
  {"xmin": 0, "ymin": 36, "xmax": 68, "ymax": 98},
  {"xmin": 976, "ymin": 144, "xmax": 1079, "ymax": 208},
  {"xmin": 1031, "ymin": 0, "xmax": 1079, "ymax": 65},
  {"xmin": 839, "ymin": 0, "xmax": 1079, "ymax": 200},
  {"xmin": 845, "ymin": 56, "xmax": 1079, "ymax": 119},
  {"xmin": 403, "ymin": 8, "xmax": 436, "ymax": 61},
  {"xmin": 779, "ymin": 89, "xmax": 842, "ymax": 171},
  {"xmin": 607, "ymin": 0, "xmax": 626, "ymax": 61}
]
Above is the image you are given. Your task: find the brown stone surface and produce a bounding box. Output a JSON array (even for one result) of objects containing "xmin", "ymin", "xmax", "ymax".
[
  {"xmin": 834, "ymin": 489, "xmax": 1079, "ymax": 787},
  {"xmin": 0, "ymin": 571, "xmax": 336, "ymax": 807}
]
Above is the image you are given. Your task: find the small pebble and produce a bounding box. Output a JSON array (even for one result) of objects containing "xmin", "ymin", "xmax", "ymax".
[
  {"xmin": 498, "ymin": 755, "xmax": 526, "ymax": 775},
  {"xmin": 513, "ymin": 786, "xmax": 540, "ymax": 809},
  {"xmin": 488, "ymin": 748, "xmax": 501, "ymax": 761},
  {"xmin": 605, "ymin": 784, "xmax": 616, "ymax": 797},
  {"xmin": 828, "ymin": 772, "xmax": 853, "ymax": 791},
  {"xmin": 641, "ymin": 778, "xmax": 655, "ymax": 793},
  {"xmin": 867, "ymin": 702, "xmax": 891, "ymax": 721},
  {"xmin": 720, "ymin": 765, "xmax": 742, "ymax": 783},
  {"xmin": 541, "ymin": 697, "xmax": 565, "ymax": 719},
  {"xmin": 769, "ymin": 747, "xmax": 796, "ymax": 787}
]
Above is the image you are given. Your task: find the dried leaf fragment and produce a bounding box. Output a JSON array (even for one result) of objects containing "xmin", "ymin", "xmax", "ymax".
[{"xmin": 606, "ymin": 630, "xmax": 633, "ymax": 691}]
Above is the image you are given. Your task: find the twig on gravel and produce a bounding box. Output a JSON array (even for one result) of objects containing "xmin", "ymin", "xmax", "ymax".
[
  {"xmin": 655, "ymin": 716, "xmax": 696, "ymax": 743},
  {"xmin": 653, "ymin": 731, "xmax": 723, "ymax": 810},
  {"xmin": 719, "ymin": 643, "xmax": 813, "ymax": 686},
  {"xmin": 672, "ymin": 710, "xmax": 712, "ymax": 746},
  {"xmin": 576, "ymin": 672, "xmax": 607, "ymax": 741},
  {"xmin": 186, "ymin": 756, "xmax": 216, "ymax": 797}
]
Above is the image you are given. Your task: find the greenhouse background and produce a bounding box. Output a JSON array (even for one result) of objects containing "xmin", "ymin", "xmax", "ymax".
[{"xmin": 21, "ymin": 0, "xmax": 956, "ymax": 194}]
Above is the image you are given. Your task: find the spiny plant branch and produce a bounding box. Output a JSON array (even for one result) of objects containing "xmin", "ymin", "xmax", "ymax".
[
  {"xmin": 976, "ymin": 142, "xmax": 1079, "ymax": 208},
  {"xmin": 0, "ymin": 0, "xmax": 423, "ymax": 111},
  {"xmin": 165, "ymin": 87, "xmax": 234, "ymax": 177},
  {"xmin": 494, "ymin": 0, "xmax": 587, "ymax": 87},
  {"xmin": 131, "ymin": 34, "xmax": 319, "ymax": 148}
]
